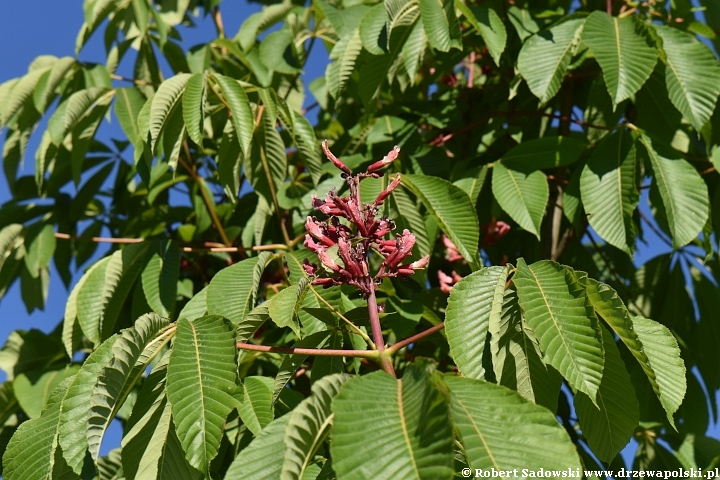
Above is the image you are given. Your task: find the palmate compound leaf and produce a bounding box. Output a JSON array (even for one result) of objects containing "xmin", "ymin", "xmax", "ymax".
[
  {"xmin": 2, "ymin": 376, "xmax": 76, "ymax": 480},
  {"xmin": 574, "ymin": 325, "xmax": 639, "ymax": 463},
  {"xmin": 582, "ymin": 11, "xmax": 657, "ymax": 108},
  {"xmin": 445, "ymin": 376, "xmax": 581, "ymax": 472},
  {"xmin": 281, "ymin": 373, "xmax": 349, "ymax": 480},
  {"xmin": 655, "ymin": 25, "xmax": 720, "ymax": 130},
  {"xmin": 331, "ymin": 366, "xmax": 454, "ymax": 479},
  {"xmin": 489, "ymin": 286, "xmax": 562, "ymax": 412},
  {"xmin": 513, "ymin": 259, "xmax": 604, "ymax": 403},
  {"xmin": 445, "ymin": 265, "xmax": 509, "ymax": 379},
  {"xmin": 517, "ymin": 17, "xmax": 585, "ymax": 103},
  {"xmin": 583, "ymin": 278, "xmax": 684, "ymax": 426},
  {"xmin": 580, "ymin": 130, "xmax": 638, "ymax": 255},
  {"xmin": 121, "ymin": 352, "xmax": 202, "ymax": 480},
  {"xmin": 402, "ymin": 174, "xmax": 480, "ymax": 269},
  {"xmin": 87, "ymin": 313, "xmax": 171, "ymax": 463},
  {"xmin": 166, "ymin": 315, "xmax": 239, "ymax": 473},
  {"xmin": 14, "ymin": 365, "xmax": 80, "ymax": 419},
  {"xmin": 639, "ymin": 134, "xmax": 709, "ymax": 249},
  {"xmin": 491, "ymin": 161, "xmax": 548, "ymax": 239},
  {"xmin": 224, "ymin": 414, "xmax": 292, "ymax": 480},
  {"xmin": 206, "ymin": 252, "xmax": 273, "ymax": 325}
]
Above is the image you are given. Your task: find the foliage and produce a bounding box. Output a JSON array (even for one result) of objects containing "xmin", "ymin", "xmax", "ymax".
[{"xmin": 1, "ymin": 0, "xmax": 720, "ymax": 478}]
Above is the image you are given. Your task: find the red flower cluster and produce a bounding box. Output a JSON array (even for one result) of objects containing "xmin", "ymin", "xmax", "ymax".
[{"xmin": 303, "ymin": 141, "xmax": 429, "ymax": 297}]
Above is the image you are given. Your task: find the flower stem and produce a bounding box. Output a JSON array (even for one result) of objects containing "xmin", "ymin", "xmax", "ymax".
[{"xmin": 367, "ymin": 283, "xmax": 396, "ymax": 377}]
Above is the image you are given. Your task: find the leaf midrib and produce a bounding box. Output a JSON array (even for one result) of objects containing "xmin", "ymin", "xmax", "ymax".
[
  {"xmin": 525, "ymin": 265, "xmax": 590, "ymax": 393},
  {"xmin": 397, "ymin": 379, "xmax": 422, "ymax": 479}
]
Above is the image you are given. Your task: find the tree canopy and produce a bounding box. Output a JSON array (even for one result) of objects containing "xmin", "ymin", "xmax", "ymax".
[{"xmin": 1, "ymin": 0, "xmax": 720, "ymax": 478}]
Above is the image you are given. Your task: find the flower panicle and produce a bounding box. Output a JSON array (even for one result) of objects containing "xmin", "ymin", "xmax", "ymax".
[{"xmin": 303, "ymin": 140, "xmax": 427, "ymax": 296}]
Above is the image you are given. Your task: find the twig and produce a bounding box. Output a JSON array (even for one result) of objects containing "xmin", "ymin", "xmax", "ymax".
[
  {"xmin": 236, "ymin": 342, "xmax": 378, "ymax": 358},
  {"xmin": 386, "ymin": 323, "xmax": 445, "ymax": 355},
  {"xmin": 110, "ymin": 74, "xmax": 156, "ymax": 86},
  {"xmin": 211, "ymin": 6, "xmax": 225, "ymax": 39},
  {"xmin": 178, "ymin": 153, "xmax": 232, "ymax": 246},
  {"xmin": 54, "ymin": 232, "xmax": 142, "ymax": 244}
]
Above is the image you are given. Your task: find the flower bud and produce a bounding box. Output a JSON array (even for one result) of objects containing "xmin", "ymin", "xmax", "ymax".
[
  {"xmin": 322, "ymin": 139, "xmax": 351, "ymax": 175},
  {"xmin": 368, "ymin": 145, "xmax": 401, "ymax": 172},
  {"xmin": 305, "ymin": 217, "xmax": 335, "ymax": 247},
  {"xmin": 373, "ymin": 174, "xmax": 402, "ymax": 205},
  {"xmin": 318, "ymin": 250, "xmax": 340, "ymax": 272}
]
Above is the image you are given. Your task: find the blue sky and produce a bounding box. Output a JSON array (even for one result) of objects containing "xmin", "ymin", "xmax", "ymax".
[{"xmin": 0, "ymin": 0, "xmax": 716, "ymax": 466}]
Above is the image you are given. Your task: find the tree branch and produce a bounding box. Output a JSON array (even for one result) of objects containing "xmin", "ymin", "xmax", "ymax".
[
  {"xmin": 386, "ymin": 323, "xmax": 446, "ymax": 355},
  {"xmin": 236, "ymin": 342, "xmax": 378, "ymax": 358}
]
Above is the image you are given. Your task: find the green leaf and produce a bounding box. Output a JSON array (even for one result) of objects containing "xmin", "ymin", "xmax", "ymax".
[
  {"xmin": 2, "ymin": 376, "xmax": 75, "ymax": 480},
  {"xmin": 141, "ymin": 241, "xmax": 180, "ymax": 317},
  {"xmin": 58, "ymin": 335, "xmax": 119, "ymax": 474},
  {"xmin": 639, "ymin": 134, "xmax": 709, "ymax": 248},
  {"xmin": 582, "ymin": 12, "xmax": 657, "ymax": 107},
  {"xmin": 33, "ymin": 57, "xmax": 77, "ymax": 113},
  {"xmin": 212, "ymin": 73, "xmax": 254, "ymax": 156},
  {"xmin": 14, "ymin": 366, "xmax": 80, "ymax": 419},
  {"xmin": 580, "ymin": 130, "xmax": 638, "ymax": 254},
  {"xmin": 238, "ymin": 376, "xmax": 274, "ymax": 436},
  {"xmin": 1, "ymin": 67, "xmax": 49, "ymax": 128},
  {"xmin": 166, "ymin": 315, "xmax": 239, "ymax": 472},
  {"xmin": 224, "ymin": 414, "xmax": 291, "ymax": 480},
  {"xmin": 148, "ymin": 73, "xmax": 190, "ymax": 152},
  {"xmin": 327, "ymin": 28, "xmax": 363, "ymax": 98},
  {"xmin": 360, "ymin": 3, "xmax": 387, "ymax": 55},
  {"xmin": 87, "ymin": 313, "xmax": 170, "ymax": 463},
  {"xmin": 491, "ymin": 161, "xmax": 548, "ymax": 239},
  {"xmin": 259, "ymin": 30, "xmax": 303, "ymax": 75},
  {"xmin": 513, "ymin": 259, "xmax": 604, "ymax": 401},
  {"xmin": 272, "ymin": 330, "xmax": 333, "ymax": 403},
  {"xmin": 0, "ymin": 224, "xmax": 23, "ymax": 274},
  {"xmin": 24, "ymin": 224, "xmax": 56, "ymax": 278},
  {"xmin": 47, "ymin": 87, "xmax": 112, "ymax": 145},
  {"xmin": 282, "ymin": 373, "xmax": 349, "ymax": 480},
  {"xmin": 489, "ymin": 286, "xmax": 562, "ymax": 412},
  {"xmin": 517, "ymin": 18, "xmax": 585, "ymax": 103},
  {"xmin": 500, "ymin": 136, "xmax": 587, "ymax": 170},
  {"xmin": 655, "ymin": 25, "xmax": 720, "ymax": 129},
  {"xmin": 178, "ymin": 286, "xmax": 207, "ymax": 322},
  {"xmin": 206, "ymin": 252, "xmax": 272, "ymax": 324},
  {"xmin": 575, "ymin": 325, "xmax": 639, "ymax": 463},
  {"xmin": 182, "ymin": 73, "xmax": 206, "ymax": 147},
  {"xmin": 237, "ymin": 303, "xmax": 270, "ymax": 344},
  {"xmin": 445, "ymin": 376, "xmax": 581, "ymax": 471},
  {"xmin": 419, "ymin": 0, "xmax": 461, "ymax": 52},
  {"xmin": 114, "ymin": 87, "xmax": 146, "ymax": 146},
  {"xmin": 331, "ymin": 367, "xmax": 454, "ymax": 479},
  {"xmin": 446, "ymin": 266, "xmax": 509, "ymax": 380},
  {"xmin": 268, "ymin": 280, "xmax": 309, "ymax": 337},
  {"xmin": 632, "ymin": 315, "xmax": 686, "ymax": 428},
  {"xmin": 402, "ymin": 174, "xmax": 480, "ymax": 268},
  {"xmin": 121, "ymin": 353, "xmax": 203, "ymax": 480},
  {"xmin": 455, "ymin": 3, "xmax": 506, "ymax": 65},
  {"xmin": 277, "ymin": 102, "xmax": 322, "ymax": 186},
  {"xmin": 76, "ymin": 256, "xmax": 113, "ymax": 345}
]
